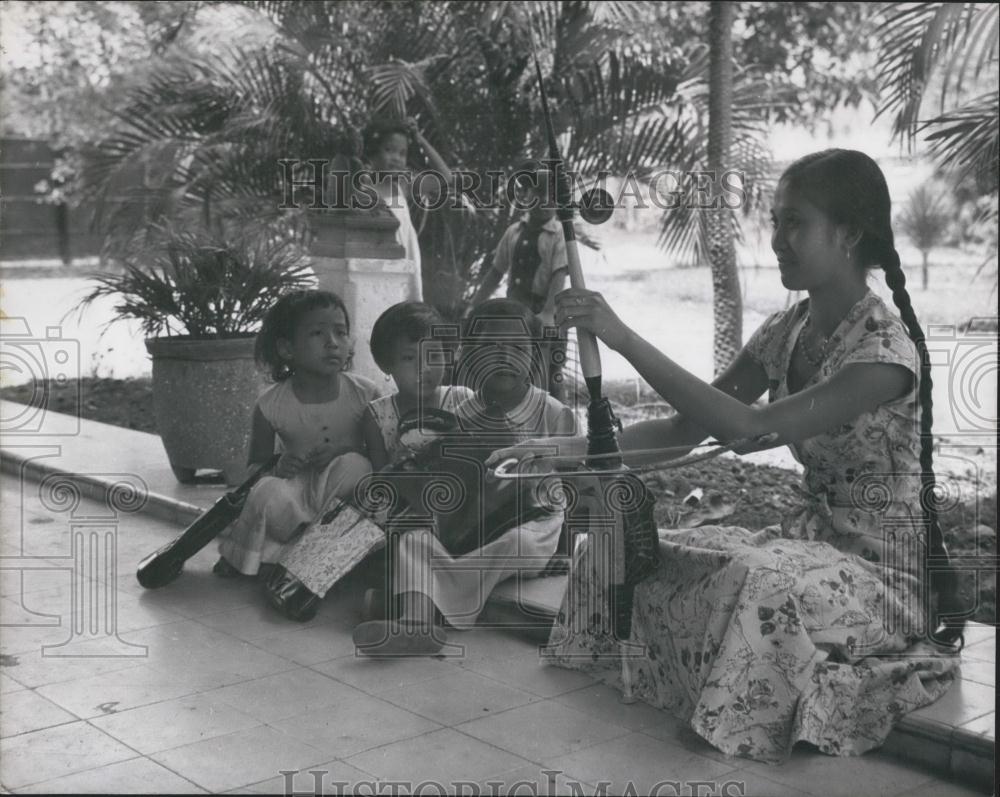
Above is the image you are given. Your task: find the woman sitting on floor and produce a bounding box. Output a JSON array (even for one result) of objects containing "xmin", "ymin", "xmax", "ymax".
[{"xmin": 488, "ymin": 149, "xmax": 965, "ymax": 764}]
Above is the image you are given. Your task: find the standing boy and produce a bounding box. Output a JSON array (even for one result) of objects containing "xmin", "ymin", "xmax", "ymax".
[{"xmin": 473, "ymin": 161, "xmax": 570, "ymax": 399}]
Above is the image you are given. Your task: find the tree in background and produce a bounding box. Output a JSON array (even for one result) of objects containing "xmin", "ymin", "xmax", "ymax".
[
  {"xmin": 76, "ymin": 0, "xmax": 774, "ymax": 321},
  {"xmin": 705, "ymin": 0, "xmax": 741, "ymax": 373},
  {"xmin": 897, "ymin": 181, "xmax": 955, "ymax": 290},
  {"xmin": 10, "ymin": 1, "xmax": 888, "ymax": 337},
  {"xmin": 0, "ymin": 1, "xmax": 206, "ymax": 201},
  {"xmin": 875, "ymin": 4, "xmax": 998, "ymax": 212}
]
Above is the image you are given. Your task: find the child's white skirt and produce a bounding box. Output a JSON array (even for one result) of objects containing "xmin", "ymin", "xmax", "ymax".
[
  {"xmin": 393, "ymin": 512, "xmax": 563, "ymax": 629},
  {"xmin": 218, "ymin": 452, "xmax": 372, "ymax": 575}
]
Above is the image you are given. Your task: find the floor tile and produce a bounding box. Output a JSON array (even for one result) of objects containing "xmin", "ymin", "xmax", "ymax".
[
  {"xmin": 445, "ymin": 628, "xmax": 543, "ymax": 663},
  {"xmin": 36, "ymin": 663, "xmax": 212, "ymax": 719},
  {"xmin": 0, "ymin": 639, "xmax": 146, "ymax": 689},
  {"xmin": 895, "ymin": 776, "xmax": 994, "ymax": 796},
  {"xmin": 379, "ymin": 668, "xmax": 538, "ymax": 726},
  {"xmin": 548, "ymin": 731, "xmax": 734, "ymax": 795},
  {"xmin": 118, "ymin": 619, "xmax": 295, "ymax": 689},
  {"xmin": 206, "ymin": 667, "xmax": 365, "ymax": 722},
  {"xmin": 962, "ymin": 635, "xmax": 995, "ymax": 663},
  {"xmin": 90, "ymin": 693, "xmax": 261, "ymax": 754},
  {"xmin": 554, "ymin": 681, "xmax": 680, "ymax": 732},
  {"xmin": 906, "ymin": 678, "xmax": 995, "ymax": 727},
  {"xmin": 0, "ymin": 567, "xmax": 72, "ymax": 599},
  {"xmin": 958, "ymin": 655, "xmax": 996, "ymax": 687},
  {"xmin": 16, "ymin": 756, "xmax": 207, "ymax": 794},
  {"xmin": 0, "ymin": 688, "xmax": 78, "ymax": 737},
  {"xmin": 715, "ymin": 768, "xmax": 815, "ymax": 797},
  {"xmin": 0, "ymin": 597, "xmax": 66, "ymax": 654},
  {"xmin": 110, "ymin": 590, "xmax": 188, "ymax": 635},
  {"xmin": 151, "ymin": 724, "xmax": 327, "ymax": 793},
  {"xmin": 311, "ymin": 652, "xmax": 459, "ymax": 695},
  {"xmin": 469, "ymin": 765, "xmax": 598, "ymax": 797},
  {"xmin": 961, "ymin": 623, "xmax": 996, "ymax": 648},
  {"xmin": 247, "ymin": 623, "xmax": 358, "ymax": 666},
  {"xmin": 194, "ymin": 603, "xmax": 333, "ymax": 643},
  {"xmin": 0, "ymin": 672, "xmax": 26, "ymax": 693},
  {"xmin": 130, "ymin": 572, "xmax": 260, "ymax": 620},
  {"xmin": 239, "ymin": 760, "xmax": 375, "ymax": 794},
  {"xmin": 456, "ymin": 698, "xmax": 631, "ymax": 761},
  {"xmin": 271, "ymin": 693, "xmax": 440, "ymax": 759},
  {"xmin": 0, "ymin": 720, "xmax": 136, "ymax": 789},
  {"xmin": 742, "ymin": 749, "xmax": 942, "ymax": 797},
  {"xmin": 345, "ymin": 727, "xmax": 530, "ymax": 784},
  {"xmin": 640, "ymin": 714, "xmax": 737, "ymax": 765},
  {"xmin": 957, "ymin": 712, "xmax": 995, "ymax": 738},
  {"xmin": 456, "ymin": 641, "xmax": 596, "ymax": 698}
]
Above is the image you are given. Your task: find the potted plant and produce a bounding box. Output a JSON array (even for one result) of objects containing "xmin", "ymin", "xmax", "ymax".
[{"xmin": 77, "ymin": 223, "xmax": 314, "ymax": 485}]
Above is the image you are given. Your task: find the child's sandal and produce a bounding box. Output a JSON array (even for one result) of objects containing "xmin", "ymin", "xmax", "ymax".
[{"xmin": 212, "ymin": 557, "xmax": 243, "ymax": 578}]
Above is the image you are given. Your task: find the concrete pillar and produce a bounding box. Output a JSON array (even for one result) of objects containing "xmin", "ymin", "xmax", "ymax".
[{"xmin": 308, "ymin": 208, "xmax": 422, "ymax": 384}]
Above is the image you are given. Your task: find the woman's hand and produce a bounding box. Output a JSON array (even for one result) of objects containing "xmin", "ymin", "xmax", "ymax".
[
  {"xmin": 274, "ymin": 452, "xmax": 306, "ymax": 479},
  {"xmin": 484, "ymin": 435, "xmax": 587, "ymax": 472},
  {"xmin": 555, "ymin": 289, "xmax": 631, "ymax": 352}
]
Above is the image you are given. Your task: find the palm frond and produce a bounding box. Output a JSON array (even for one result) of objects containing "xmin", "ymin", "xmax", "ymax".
[
  {"xmin": 922, "ymin": 93, "xmax": 1000, "ymax": 193},
  {"xmin": 875, "ymin": 3, "xmax": 999, "ymax": 146}
]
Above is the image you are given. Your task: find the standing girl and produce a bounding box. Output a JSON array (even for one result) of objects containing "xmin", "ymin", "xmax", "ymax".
[
  {"xmin": 353, "ymin": 298, "xmax": 576, "ymax": 655},
  {"xmin": 215, "ymin": 290, "xmax": 380, "ymax": 577},
  {"xmin": 490, "ymin": 150, "xmax": 964, "ymax": 763},
  {"xmin": 361, "ymin": 117, "xmax": 457, "ymax": 296}
]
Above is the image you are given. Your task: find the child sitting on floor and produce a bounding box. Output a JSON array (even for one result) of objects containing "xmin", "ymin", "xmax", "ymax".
[
  {"xmin": 361, "ymin": 301, "xmax": 474, "ymax": 471},
  {"xmin": 215, "ymin": 290, "xmax": 379, "ymax": 577},
  {"xmin": 352, "ymin": 298, "xmax": 576, "ymax": 655}
]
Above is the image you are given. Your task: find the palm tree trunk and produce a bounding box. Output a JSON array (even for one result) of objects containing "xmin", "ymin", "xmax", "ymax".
[
  {"xmin": 706, "ymin": 0, "xmax": 742, "ymax": 375},
  {"xmin": 922, "ymin": 250, "xmax": 929, "ymax": 289}
]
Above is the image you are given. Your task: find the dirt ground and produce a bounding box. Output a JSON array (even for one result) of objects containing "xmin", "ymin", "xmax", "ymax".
[{"xmin": 3, "ymin": 376, "xmax": 994, "ymax": 625}]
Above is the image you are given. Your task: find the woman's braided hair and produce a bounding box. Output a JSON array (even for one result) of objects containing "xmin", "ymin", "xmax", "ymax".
[{"xmin": 781, "ymin": 149, "xmax": 966, "ymax": 649}]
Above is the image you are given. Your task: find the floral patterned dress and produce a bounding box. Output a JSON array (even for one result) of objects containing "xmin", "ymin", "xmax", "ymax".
[{"xmin": 545, "ymin": 289, "xmax": 958, "ymax": 764}]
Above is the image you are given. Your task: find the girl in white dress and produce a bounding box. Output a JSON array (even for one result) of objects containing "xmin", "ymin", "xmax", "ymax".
[{"xmin": 215, "ymin": 290, "xmax": 380, "ymax": 577}]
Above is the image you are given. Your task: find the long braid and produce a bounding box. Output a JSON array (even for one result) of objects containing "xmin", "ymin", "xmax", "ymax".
[
  {"xmin": 785, "ymin": 149, "xmax": 968, "ymax": 650},
  {"xmin": 881, "ymin": 246, "xmax": 966, "ymax": 649}
]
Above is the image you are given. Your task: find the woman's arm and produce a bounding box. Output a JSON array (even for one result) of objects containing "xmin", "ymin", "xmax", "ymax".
[
  {"xmin": 486, "ymin": 344, "xmax": 769, "ymax": 469},
  {"xmin": 559, "ymin": 288, "xmax": 913, "ymax": 447}
]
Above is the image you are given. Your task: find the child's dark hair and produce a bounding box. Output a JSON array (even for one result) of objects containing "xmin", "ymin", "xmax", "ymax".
[
  {"xmin": 362, "ymin": 118, "xmax": 410, "ymax": 162},
  {"xmin": 463, "ymin": 298, "xmax": 543, "ymax": 341},
  {"xmin": 255, "ymin": 290, "xmax": 350, "ymax": 382},
  {"xmin": 781, "ymin": 148, "xmax": 966, "ymax": 650},
  {"xmin": 460, "ymin": 299, "xmax": 546, "ymax": 392},
  {"xmin": 370, "ymin": 301, "xmax": 444, "ymax": 372}
]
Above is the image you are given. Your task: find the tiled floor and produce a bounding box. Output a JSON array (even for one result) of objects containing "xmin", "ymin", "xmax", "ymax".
[{"xmin": 1, "ymin": 476, "xmax": 993, "ymax": 795}]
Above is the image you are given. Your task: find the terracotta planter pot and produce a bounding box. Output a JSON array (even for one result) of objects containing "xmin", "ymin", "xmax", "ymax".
[{"xmin": 145, "ymin": 336, "xmax": 264, "ymax": 486}]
